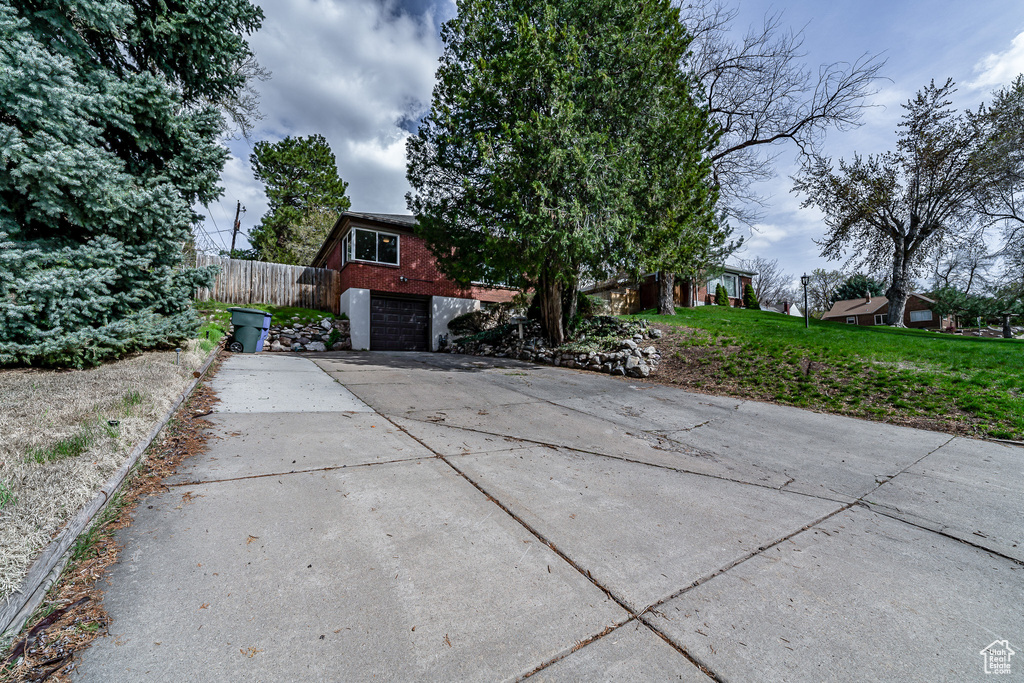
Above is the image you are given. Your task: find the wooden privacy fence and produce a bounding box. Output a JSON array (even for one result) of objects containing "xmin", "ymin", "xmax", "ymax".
[{"xmin": 195, "ymin": 254, "xmax": 341, "ymax": 314}]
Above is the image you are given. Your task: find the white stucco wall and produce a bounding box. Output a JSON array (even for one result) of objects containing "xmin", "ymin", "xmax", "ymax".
[
  {"xmin": 340, "ymin": 288, "xmax": 370, "ymax": 350},
  {"xmin": 431, "ymin": 296, "xmax": 479, "ymax": 351}
]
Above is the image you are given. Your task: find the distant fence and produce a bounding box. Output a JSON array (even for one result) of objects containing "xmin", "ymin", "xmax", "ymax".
[
  {"xmin": 195, "ymin": 254, "xmax": 341, "ymax": 314},
  {"xmin": 589, "ymin": 288, "xmax": 640, "ymax": 316}
]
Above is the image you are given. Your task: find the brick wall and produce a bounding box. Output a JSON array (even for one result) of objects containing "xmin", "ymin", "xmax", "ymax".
[
  {"xmin": 834, "ymin": 296, "xmax": 945, "ymax": 328},
  {"xmin": 901, "ymin": 296, "xmax": 944, "ymax": 328},
  {"xmin": 333, "ymin": 229, "xmax": 515, "ymax": 303}
]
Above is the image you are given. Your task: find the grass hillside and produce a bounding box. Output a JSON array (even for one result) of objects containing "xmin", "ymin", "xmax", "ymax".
[{"xmin": 632, "ymin": 306, "xmax": 1024, "ymax": 441}]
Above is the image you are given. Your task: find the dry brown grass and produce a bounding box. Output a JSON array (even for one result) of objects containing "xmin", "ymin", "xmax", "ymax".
[
  {"xmin": 1, "ymin": 381, "xmax": 220, "ymax": 682},
  {"xmin": 0, "ymin": 342, "xmax": 209, "ymax": 600}
]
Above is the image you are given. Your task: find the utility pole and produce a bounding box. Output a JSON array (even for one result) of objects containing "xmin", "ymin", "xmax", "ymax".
[{"xmin": 230, "ymin": 201, "xmax": 245, "ymax": 254}]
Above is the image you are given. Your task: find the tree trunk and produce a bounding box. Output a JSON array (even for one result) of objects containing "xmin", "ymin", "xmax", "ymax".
[
  {"xmin": 537, "ymin": 272, "xmax": 565, "ymax": 346},
  {"xmin": 562, "ymin": 285, "xmax": 578, "ymax": 334},
  {"xmin": 886, "ymin": 251, "xmax": 910, "ymax": 327},
  {"xmin": 657, "ymin": 271, "xmax": 675, "ymax": 315}
]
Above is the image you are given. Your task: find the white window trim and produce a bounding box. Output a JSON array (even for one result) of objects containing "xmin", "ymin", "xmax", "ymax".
[
  {"xmin": 910, "ymin": 309, "xmax": 933, "ymax": 322},
  {"xmin": 345, "ymin": 228, "xmax": 401, "ymax": 266},
  {"xmin": 846, "ymin": 316, "xmax": 857, "ymax": 324},
  {"xmin": 874, "ymin": 314, "xmax": 888, "ymax": 325},
  {"xmin": 707, "ymin": 273, "xmax": 739, "ymax": 299}
]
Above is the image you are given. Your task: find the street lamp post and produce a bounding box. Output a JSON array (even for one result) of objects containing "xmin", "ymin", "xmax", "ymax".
[{"xmin": 800, "ymin": 273, "xmax": 810, "ymax": 329}]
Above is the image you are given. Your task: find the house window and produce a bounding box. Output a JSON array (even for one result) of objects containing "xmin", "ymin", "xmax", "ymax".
[
  {"xmin": 846, "ymin": 316, "xmax": 857, "ymax": 324},
  {"xmin": 874, "ymin": 314, "xmax": 888, "ymax": 325},
  {"xmin": 346, "ymin": 228, "xmax": 399, "ymax": 265},
  {"xmin": 707, "ymin": 273, "xmax": 738, "ymax": 298},
  {"xmin": 910, "ymin": 309, "xmax": 933, "ymax": 322}
]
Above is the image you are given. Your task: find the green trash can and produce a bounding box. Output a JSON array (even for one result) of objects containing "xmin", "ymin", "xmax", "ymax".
[{"xmin": 227, "ymin": 307, "xmax": 271, "ymax": 353}]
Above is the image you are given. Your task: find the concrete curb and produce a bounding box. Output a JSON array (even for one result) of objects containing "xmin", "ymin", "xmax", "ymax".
[{"xmin": 0, "ymin": 345, "xmax": 222, "ymax": 639}]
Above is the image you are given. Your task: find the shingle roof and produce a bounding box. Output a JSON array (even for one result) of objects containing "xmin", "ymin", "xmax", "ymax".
[
  {"xmin": 822, "ymin": 292, "xmax": 936, "ymax": 319},
  {"xmin": 344, "ymin": 212, "xmax": 417, "ymax": 228},
  {"xmin": 822, "ymin": 297, "xmax": 888, "ymax": 318}
]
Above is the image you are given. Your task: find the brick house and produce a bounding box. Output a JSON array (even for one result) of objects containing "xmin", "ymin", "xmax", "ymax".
[
  {"xmin": 636, "ymin": 263, "xmax": 757, "ymax": 310},
  {"xmin": 310, "ymin": 212, "xmax": 516, "ymax": 351},
  {"xmin": 821, "ymin": 292, "xmax": 949, "ymax": 329}
]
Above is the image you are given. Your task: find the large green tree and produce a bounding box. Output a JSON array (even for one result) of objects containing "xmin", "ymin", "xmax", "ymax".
[
  {"xmin": 248, "ymin": 134, "xmax": 351, "ymax": 265},
  {"xmin": 833, "ymin": 273, "xmax": 885, "ymax": 303},
  {"xmin": 794, "ymin": 80, "xmax": 1001, "ymax": 327},
  {"xmin": 0, "ymin": 0, "xmax": 262, "ymax": 367},
  {"xmin": 407, "ymin": 0, "xmax": 719, "ymax": 344}
]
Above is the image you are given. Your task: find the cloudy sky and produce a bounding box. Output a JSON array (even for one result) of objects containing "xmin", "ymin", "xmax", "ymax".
[{"xmin": 198, "ymin": 0, "xmax": 1024, "ymax": 283}]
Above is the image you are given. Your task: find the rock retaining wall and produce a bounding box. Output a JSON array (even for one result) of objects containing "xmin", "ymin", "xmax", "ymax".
[
  {"xmin": 263, "ymin": 318, "xmax": 351, "ymax": 352},
  {"xmin": 446, "ymin": 320, "xmax": 663, "ymax": 378}
]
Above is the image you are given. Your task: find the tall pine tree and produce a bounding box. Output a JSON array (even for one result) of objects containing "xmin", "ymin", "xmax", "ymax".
[
  {"xmin": 248, "ymin": 134, "xmax": 351, "ymax": 265},
  {"xmin": 0, "ymin": 0, "xmax": 262, "ymax": 367},
  {"xmin": 407, "ymin": 0, "xmax": 719, "ymax": 344}
]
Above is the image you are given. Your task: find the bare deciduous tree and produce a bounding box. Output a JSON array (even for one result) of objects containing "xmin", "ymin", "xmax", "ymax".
[
  {"xmin": 795, "ymin": 80, "xmax": 999, "ymax": 326},
  {"xmin": 206, "ymin": 53, "xmax": 272, "ymax": 140},
  {"xmin": 681, "ymin": 0, "xmax": 885, "ymax": 225},
  {"xmin": 737, "ymin": 256, "xmax": 792, "ymax": 304},
  {"xmin": 805, "ymin": 268, "xmax": 845, "ymax": 315},
  {"xmin": 930, "ymin": 232, "xmax": 994, "ymax": 295}
]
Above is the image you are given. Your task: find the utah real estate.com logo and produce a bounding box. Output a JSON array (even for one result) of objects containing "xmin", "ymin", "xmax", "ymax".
[{"xmin": 981, "ymin": 640, "xmax": 1015, "ymax": 675}]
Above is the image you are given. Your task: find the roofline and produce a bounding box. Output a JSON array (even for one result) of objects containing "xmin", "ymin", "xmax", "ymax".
[
  {"xmin": 822, "ymin": 291, "xmax": 936, "ymax": 318},
  {"xmin": 309, "ymin": 212, "xmax": 419, "ymax": 267}
]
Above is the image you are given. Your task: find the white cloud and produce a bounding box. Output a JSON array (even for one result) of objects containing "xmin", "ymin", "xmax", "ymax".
[
  {"xmin": 201, "ymin": 0, "xmax": 448, "ymax": 250},
  {"xmin": 969, "ymin": 30, "xmax": 1024, "ymax": 90}
]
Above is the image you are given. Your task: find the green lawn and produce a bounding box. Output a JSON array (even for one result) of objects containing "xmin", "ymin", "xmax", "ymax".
[{"xmin": 631, "ymin": 306, "xmax": 1024, "ymax": 441}]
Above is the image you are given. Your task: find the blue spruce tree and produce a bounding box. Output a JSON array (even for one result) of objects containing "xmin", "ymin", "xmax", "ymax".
[{"xmin": 0, "ymin": 0, "xmax": 262, "ymax": 367}]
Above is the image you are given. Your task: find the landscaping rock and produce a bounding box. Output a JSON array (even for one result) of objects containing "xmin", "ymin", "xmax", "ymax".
[
  {"xmin": 262, "ymin": 316, "xmax": 353, "ymax": 352},
  {"xmin": 444, "ymin": 316, "xmax": 661, "ymax": 379}
]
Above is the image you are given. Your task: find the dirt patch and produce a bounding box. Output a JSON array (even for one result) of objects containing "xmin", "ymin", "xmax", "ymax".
[
  {"xmin": 0, "ymin": 343, "xmax": 209, "ymax": 600},
  {"xmin": 1, "ymin": 363, "xmax": 221, "ymax": 682}
]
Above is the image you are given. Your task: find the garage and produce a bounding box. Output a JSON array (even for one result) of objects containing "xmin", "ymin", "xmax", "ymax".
[{"xmin": 370, "ymin": 296, "xmax": 429, "ymax": 351}]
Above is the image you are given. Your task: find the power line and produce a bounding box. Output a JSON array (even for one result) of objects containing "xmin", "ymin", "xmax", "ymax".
[{"xmin": 204, "ymin": 206, "xmax": 230, "ymax": 251}]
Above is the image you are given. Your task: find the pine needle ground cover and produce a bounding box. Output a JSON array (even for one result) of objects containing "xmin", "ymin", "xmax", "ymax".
[
  {"xmin": 633, "ymin": 307, "xmax": 1024, "ymax": 441},
  {"xmin": 0, "ymin": 342, "xmax": 211, "ymax": 600}
]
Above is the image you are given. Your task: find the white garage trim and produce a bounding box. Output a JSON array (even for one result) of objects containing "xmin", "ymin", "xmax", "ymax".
[
  {"xmin": 431, "ymin": 296, "xmax": 480, "ymax": 350},
  {"xmin": 340, "ymin": 288, "xmax": 370, "ymax": 350}
]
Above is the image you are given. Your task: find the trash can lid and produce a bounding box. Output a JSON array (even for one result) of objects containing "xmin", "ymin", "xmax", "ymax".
[{"xmin": 227, "ymin": 307, "xmax": 268, "ymax": 314}]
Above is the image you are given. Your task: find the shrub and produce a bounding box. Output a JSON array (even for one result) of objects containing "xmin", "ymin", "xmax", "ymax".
[
  {"xmin": 447, "ymin": 303, "xmax": 515, "ymax": 337},
  {"xmin": 715, "ymin": 284, "xmax": 730, "ymax": 306},
  {"xmin": 743, "ymin": 283, "xmax": 761, "ymax": 310}
]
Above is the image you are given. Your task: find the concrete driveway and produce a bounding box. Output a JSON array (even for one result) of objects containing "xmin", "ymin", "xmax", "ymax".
[{"xmin": 77, "ymin": 352, "xmax": 1023, "ymax": 681}]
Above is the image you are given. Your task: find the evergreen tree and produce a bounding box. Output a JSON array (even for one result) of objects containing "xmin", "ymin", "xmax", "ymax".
[
  {"xmin": 742, "ymin": 283, "xmax": 760, "ymax": 309},
  {"xmin": 407, "ymin": 0, "xmax": 719, "ymax": 344},
  {"xmin": 249, "ymin": 134, "xmax": 351, "ymax": 264},
  {"xmin": 0, "ymin": 0, "xmax": 262, "ymax": 367},
  {"xmin": 833, "ymin": 274, "xmax": 885, "ymax": 303},
  {"xmin": 715, "ymin": 284, "xmax": 730, "ymax": 306}
]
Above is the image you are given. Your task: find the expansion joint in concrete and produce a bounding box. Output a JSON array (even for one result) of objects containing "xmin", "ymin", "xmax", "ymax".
[
  {"xmin": 164, "ymin": 456, "xmax": 430, "ymax": 487},
  {"xmin": 383, "ymin": 412, "xmax": 724, "ymax": 682},
  {"xmin": 858, "ymin": 504, "xmax": 1024, "ymax": 566}
]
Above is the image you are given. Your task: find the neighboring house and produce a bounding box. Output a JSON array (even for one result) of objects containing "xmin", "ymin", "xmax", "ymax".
[
  {"xmin": 310, "ymin": 212, "xmax": 516, "ymax": 351},
  {"xmin": 821, "ymin": 292, "xmax": 949, "ymax": 329},
  {"xmin": 763, "ymin": 301, "xmax": 803, "ymax": 317},
  {"xmin": 637, "ymin": 262, "xmax": 757, "ymax": 310}
]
